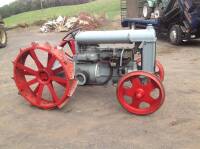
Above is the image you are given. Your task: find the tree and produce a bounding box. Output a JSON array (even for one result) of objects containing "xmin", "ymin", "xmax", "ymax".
[{"xmin": 0, "ymin": 0, "xmax": 92, "ymax": 18}]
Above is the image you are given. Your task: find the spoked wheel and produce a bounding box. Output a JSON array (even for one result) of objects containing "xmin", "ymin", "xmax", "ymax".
[
  {"xmin": 13, "ymin": 43, "xmax": 77, "ymax": 109},
  {"xmin": 136, "ymin": 58, "xmax": 165, "ymax": 81},
  {"xmin": 117, "ymin": 71, "xmax": 165, "ymax": 115}
]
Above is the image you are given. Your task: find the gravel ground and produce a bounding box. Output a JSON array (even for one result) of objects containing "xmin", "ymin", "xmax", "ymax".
[{"xmin": 0, "ymin": 27, "xmax": 200, "ymax": 149}]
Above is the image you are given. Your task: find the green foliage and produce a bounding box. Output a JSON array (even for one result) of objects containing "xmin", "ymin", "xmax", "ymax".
[
  {"xmin": 0, "ymin": 0, "xmax": 91, "ymax": 18},
  {"xmin": 4, "ymin": 0, "xmax": 120, "ymax": 27}
]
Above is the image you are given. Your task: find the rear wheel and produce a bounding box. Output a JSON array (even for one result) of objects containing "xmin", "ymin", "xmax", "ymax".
[
  {"xmin": 169, "ymin": 25, "xmax": 183, "ymax": 45},
  {"xmin": 143, "ymin": 3, "xmax": 153, "ymax": 19},
  {"xmin": 136, "ymin": 58, "xmax": 165, "ymax": 81},
  {"xmin": 0, "ymin": 25, "xmax": 7, "ymax": 48},
  {"xmin": 13, "ymin": 43, "xmax": 77, "ymax": 110}
]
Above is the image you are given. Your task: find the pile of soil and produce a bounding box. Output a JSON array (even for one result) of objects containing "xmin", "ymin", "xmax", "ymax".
[{"xmin": 40, "ymin": 12, "xmax": 107, "ymax": 33}]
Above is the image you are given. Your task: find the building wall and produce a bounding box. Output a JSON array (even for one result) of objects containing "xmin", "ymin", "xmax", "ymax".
[
  {"xmin": 126, "ymin": 0, "xmax": 138, "ymax": 18},
  {"xmin": 126, "ymin": 0, "xmax": 145, "ymax": 18}
]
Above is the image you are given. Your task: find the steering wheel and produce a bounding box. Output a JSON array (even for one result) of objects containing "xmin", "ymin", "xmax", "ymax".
[
  {"xmin": 62, "ymin": 28, "xmax": 81, "ymax": 41},
  {"xmin": 59, "ymin": 28, "xmax": 81, "ymax": 48}
]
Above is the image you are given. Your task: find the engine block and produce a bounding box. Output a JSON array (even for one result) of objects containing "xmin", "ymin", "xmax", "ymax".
[{"xmin": 75, "ymin": 44, "xmax": 134, "ymax": 85}]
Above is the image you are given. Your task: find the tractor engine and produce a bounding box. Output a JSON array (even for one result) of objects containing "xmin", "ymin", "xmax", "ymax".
[{"xmin": 75, "ymin": 44, "xmax": 134, "ymax": 85}]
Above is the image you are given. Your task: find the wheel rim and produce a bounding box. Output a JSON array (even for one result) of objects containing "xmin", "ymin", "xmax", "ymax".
[
  {"xmin": 13, "ymin": 43, "xmax": 75, "ymax": 109},
  {"xmin": 136, "ymin": 58, "xmax": 164, "ymax": 81},
  {"xmin": 154, "ymin": 10, "xmax": 160, "ymax": 18},
  {"xmin": 143, "ymin": 6, "xmax": 148, "ymax": 18},
  {"xmin": 170, "ymin": 30, "xmax": 177, "ymax": 43},
  {"xmin": 0, "ymin": 29, "xmax": 6, "ymax": 44},
  {"xmin": 117, "ymin": 71, "xmax": 165, "ymax": 115}
]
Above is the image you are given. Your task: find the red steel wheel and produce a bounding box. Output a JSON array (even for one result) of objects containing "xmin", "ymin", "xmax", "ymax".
[
  {"xmin": 13, "ymin": 42, "xmax": 77, "ymax": 110},
  {"xmin": 136, "ymin": 58, "xmax": 165, "ymax": 81},
  {"xmin": 155, "ymin": 60, "xmax": 164, "ymax": 81},
  {"xmin": 117, "ymin": 71, "xmax": 165, "ymax": 115}
]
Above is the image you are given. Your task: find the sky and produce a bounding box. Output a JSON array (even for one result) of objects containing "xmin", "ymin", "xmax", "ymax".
[{"xmin": 0, "ymin": 0, "xmax": 16, "ymax": 7}]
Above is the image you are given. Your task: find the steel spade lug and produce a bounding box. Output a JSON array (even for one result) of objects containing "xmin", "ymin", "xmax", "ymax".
[
  {"xmin": 31, "ymin": 42, "xmax": 38, "ymax": 46},
  {"xmin": 57, "ymin": 98, "xmax": 69, "ymax": 109},
  {"xmin": 68, "ymin": 79, "xmax": 78, "ymax": 97},
  {"xmin": 13, "ymin": 43, "xmax": 77, "ymax": 110},
  {"xmin": 44, "ymin": 42, "xmax": 52, "ymax": 48},
  {"xmin": 12, "ymin": 60, "xmax": 16, "ymax": 64},
  {"xmin": 20, "ymin": 48, "xmax": 24, "ymax": 53}
]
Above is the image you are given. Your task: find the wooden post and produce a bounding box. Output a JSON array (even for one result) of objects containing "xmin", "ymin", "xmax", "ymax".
[
  {"xmin": 40, "ymin": 0, "xmax": 43, "ymax": 9},
  {"xmin": 126, "ymin": 0, "xmax": 139, "ymax": 18}
]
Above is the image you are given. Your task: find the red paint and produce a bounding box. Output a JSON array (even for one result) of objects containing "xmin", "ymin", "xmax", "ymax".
[
  {"xmin": 117, "ymin": 71, "xmax": 165, "ymax": 115},
  {"xmin": 68, "ymin": 39, "xmax": 76, "ymax": 55},
  {"xmin": 13, "ymin": 43, "xmax": 76, "ymax": 110},
  {"xmin": 136, "ymin": 58, "xmax": 165, "ymax": 81}
]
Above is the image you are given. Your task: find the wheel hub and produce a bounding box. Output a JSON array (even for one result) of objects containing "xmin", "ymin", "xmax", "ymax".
[
  {"xmin": 154, "ymin": 10, "xmax": 160, "ymax": 18},
  {"xmin": 38, "ymin": 70, "xmax": 50, "ymax": 83},
  {"xmin": 135, "ymin": 89, "xmax": 145, "ymax": 99},
  {"xmin": 170, "ymin": 30, "xmax": 177, "ymax": 42}
]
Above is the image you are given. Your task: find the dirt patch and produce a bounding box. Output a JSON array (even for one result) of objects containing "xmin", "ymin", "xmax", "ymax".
[{"xmin": 0, "ymin": 27, "xmax": 200, "ymax": 149}]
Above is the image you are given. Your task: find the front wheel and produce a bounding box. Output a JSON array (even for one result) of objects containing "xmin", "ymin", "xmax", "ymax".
[
  {"xmin": 0, "ymin": 25, "xmax": 7, "ymax": 48},
  {"xmin": 117, "ymin": 71, "xmax": 165, "ymax": 115},
  {"xmin": 169, "ymin": 25, "xmax": 183, "ymax": 45}
]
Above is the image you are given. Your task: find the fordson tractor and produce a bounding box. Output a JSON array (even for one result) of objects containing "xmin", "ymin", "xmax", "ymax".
[{"xmin": 13, "ymin": 25, "xmax": 165, "ymax": 115}]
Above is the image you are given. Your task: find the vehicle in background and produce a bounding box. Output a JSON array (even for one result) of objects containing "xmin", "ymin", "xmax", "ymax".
[
  {"xmin": 121, "ymin": 0, "xmax": 200, "ymax": 45},
  {"xmin": 142, "ymin": 0, "xmax": 169, "ymax": 19},
  {"xmin": 0, "ymin": 15, "xmax": 7, "ymax": 48}
]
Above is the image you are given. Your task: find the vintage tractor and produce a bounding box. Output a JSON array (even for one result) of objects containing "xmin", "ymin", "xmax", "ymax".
[{"xmin": 13, "ymin": 25, "xmax": 165, "ymax": 115}]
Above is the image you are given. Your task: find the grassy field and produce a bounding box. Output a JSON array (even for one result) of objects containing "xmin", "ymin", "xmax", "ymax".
[{"xmin": 4, "ymin": 0, "xmax": 120, "ymax": 27}]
